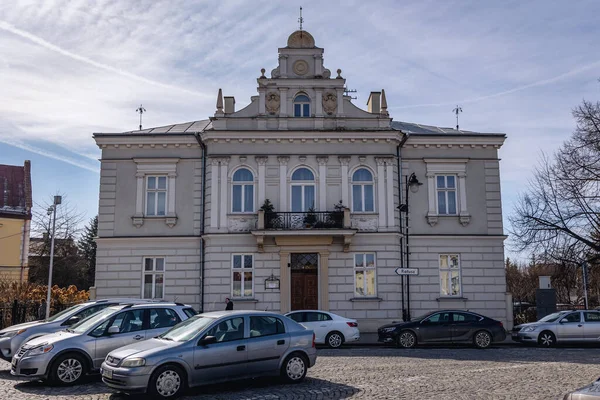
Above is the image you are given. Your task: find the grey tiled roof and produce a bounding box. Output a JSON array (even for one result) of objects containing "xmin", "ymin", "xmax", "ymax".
[
  {"xmin": 391, "ymin": 121, "xmax": 504, "ymax": 136},
  {"xmin": 94, "ymin": 120, "xmax": 212, "ymax": 135}
]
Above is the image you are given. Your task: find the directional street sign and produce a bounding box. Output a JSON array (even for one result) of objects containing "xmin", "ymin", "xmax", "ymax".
[{"xmin": 395, "ymin": 267, "xmax": 419, "ymax": 276}]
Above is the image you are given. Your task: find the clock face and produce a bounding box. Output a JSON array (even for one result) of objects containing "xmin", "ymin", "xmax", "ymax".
[{"xmin": 293, "ymin": 60, "xmax": 309, "ymax": 76}]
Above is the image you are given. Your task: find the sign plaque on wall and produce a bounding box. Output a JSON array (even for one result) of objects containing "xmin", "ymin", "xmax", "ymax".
[{"xmin": 265, "ymin": 273, "xmax": 280, "ymax": 290}]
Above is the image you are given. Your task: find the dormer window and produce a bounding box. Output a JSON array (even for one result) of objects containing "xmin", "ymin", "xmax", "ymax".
[{"xmin": 293, "ymin": 94, "xmax": 311, "ymax": 117}]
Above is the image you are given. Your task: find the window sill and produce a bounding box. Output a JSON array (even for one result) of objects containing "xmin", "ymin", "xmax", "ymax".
[
  {"xmin": 350, "ymin": 297, "xmax": 383, "ymax": 302},
  {"xmin": 350, "ymin": 212, "xmax": 377, "ymax": 216},
  {"xmin": 228, "ymin": 213, "xmax": 257, "ymax": 216},
  {"xmin": 132, "ymin": 214, "xmax": 178, "ymax": 228},
  {"xmin": 436, "ymin": 297, "xmax": 468, "ymax": 302},
  {"xmin": 426, "ymin": 213, "xmax": 470, "ymax": 227},
  {"xmin": 231, "ymin": 298, "xmax": 259, "ymax": 303}
]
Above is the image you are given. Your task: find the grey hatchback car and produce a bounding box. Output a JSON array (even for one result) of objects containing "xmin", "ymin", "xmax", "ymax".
[
  {"xmin": 100, "ymin": 310, "xmax": 317, "ymax": 399},
  {"xmin": 11, "ymin": 303, "xmax": 196, "ymax": 385}
]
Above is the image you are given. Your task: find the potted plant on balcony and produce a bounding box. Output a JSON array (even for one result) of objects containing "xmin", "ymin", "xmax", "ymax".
[
  {"xmin": 260, "ymin": 199, "xmax": 279, "ymax": 228},
  {"xmin": 327, "ymin": 200, "xmax": 345, "ymax": 227},
  {"xmin": 303, "ymin": 206, "xmax": 317, "ymax": 228}
]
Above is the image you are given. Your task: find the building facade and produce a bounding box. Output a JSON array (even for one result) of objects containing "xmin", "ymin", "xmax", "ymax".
[
  {"xmin": 93, "ymin": 29, "xmax": 511, "ymax": 331},
  {"xmin": 0, "ymin": 160, "xmax": 32, "ymax": 283}
]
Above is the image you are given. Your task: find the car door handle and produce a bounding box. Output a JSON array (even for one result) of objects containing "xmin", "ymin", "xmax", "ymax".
[
  {"xmin": 134, "ymin": 335, "xmax": 144, "ymax": 340},
  {"xmin": 578, "ymin": 324, "xmax": 583, "ymax": 328},
  {"xmin": 237, "ymin": 345, "xmax": 246, "ymax": 351},
  {"xmin": 277, "ymin": 340, "xmax": 285, "ymax": 345},
  {"xmin": 320, "ymin": 324, "xmax": 327, "ymax": 327}
]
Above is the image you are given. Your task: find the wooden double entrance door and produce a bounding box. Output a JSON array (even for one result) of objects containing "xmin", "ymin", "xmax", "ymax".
[{"xmin": 290, "ymin": 253, "xmax": 319, "ymax": 311}]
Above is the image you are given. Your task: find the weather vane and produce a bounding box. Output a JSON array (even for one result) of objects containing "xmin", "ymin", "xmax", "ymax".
[
  {"xmin": 136, "ymin": 104, "xmax": 146, "ymax": 131},
  {"xmin": 298, "ymin": 7, "xmax": 303, "ymax": 32},
  {"xmin": 452, "ymin": 105, "xmax": 463, "ymax": 130}
]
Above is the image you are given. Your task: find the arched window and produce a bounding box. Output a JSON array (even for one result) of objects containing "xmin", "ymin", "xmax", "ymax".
[
  {"xmin": 293, "ymin": 94, "xmax": 311, "ymax": 117},
  {"xmin": 291, "ymin": 167, "xmax": 315, "ymax": 211},
  {"xmin": 232, "ymin": 168, "xmax": 254, "ymax": 213},
  {"xmin": 352, "ymin": 168, "xmax": 374, "ymax": 212}
]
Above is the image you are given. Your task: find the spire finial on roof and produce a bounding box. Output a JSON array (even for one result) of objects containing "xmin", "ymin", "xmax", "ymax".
[
  {"xmin": 452, "ymin": 105, "xmax": 463, "ymax": 130},
  {"xmin": 216, "ymin": 89, "xmax": 224, "ymax": 114},
  {"xmin": 298, "ymin": 7, "xmax": 304, "ymax": 32},
  {"xmin": 136, "ymin": 104, "xmax": 146, "ymax": 130},
  {"xmin": 381, "ymin": 89, "xmax": 389, "ymax": 116}
]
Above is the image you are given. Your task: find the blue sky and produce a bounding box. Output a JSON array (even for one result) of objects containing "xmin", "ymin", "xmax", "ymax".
[{"xmin": 1, "ymin": 0, "xmax": 599, "ymax": 257}]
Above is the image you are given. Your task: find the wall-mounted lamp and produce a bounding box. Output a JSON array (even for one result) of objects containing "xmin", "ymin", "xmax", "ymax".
[{"xmin": 408, "ymin": 173, "xmax": 423, "ymax": 193}]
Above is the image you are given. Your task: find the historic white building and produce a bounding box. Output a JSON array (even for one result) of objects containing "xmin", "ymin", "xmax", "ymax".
[{"xmin": 93, "ymin": 29, "xmax": 512, "ymax": 332}]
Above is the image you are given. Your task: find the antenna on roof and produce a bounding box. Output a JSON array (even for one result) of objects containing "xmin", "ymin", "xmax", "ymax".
[
  {"xmin": 298, "ymin": 7, "xmax": 304, "ymax": 33},
  {"xmin": 344, "ymin": 86, "xmax": 357, "ymax": 100},
  {"xmin": 136, "ymin": 104, "xmax": 146, "ymax": 131},
  {"xmin": 452, "ymin": 105, "xmax": 462, "ymax": 130}
]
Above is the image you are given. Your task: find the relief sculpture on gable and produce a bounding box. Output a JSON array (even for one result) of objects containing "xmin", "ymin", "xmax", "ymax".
[
  {"xmin": 322, "ymin": 91, "xmax": 337, "ymax": 115},
  {"xmin": 265, "ymin": 92, "xmax": 280, "ymax": 115}
]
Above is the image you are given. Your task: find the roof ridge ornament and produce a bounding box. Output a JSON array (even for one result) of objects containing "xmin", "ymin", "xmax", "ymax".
[
  {"xmin": 216, "ymin": 88, "xmax": 224, "ymax": 116},
  {"xmin": 381, "ymin": 89, "xmax": 389, "ymax": 116},
  {"xmin": 298, "ymin": 7, "xmax": 303, "ymax": 33}
]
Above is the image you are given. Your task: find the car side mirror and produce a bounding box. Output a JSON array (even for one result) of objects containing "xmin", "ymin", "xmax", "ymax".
[
  {"xmin": 108, "ymin": 326, "xmax": 120, "ymax": 334},
  {"xmin": 198, "ymin": 335, "xmax": 217, "ymax": 346},
  {"xmin": 421, "ymin": 319, "xmax": 429, "ymax": 325},
  {"xmin": 64, "ymin": 316, "xmax": 81, "ymax": 326}
]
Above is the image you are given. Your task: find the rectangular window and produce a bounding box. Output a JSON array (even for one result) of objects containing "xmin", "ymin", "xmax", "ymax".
[
  {"xmin": 146, "ymin": 176, "xmax": 167, "ymax": 216},
  {"xmin": 232, "ymin": 254, "xmax": 253, "ymax": 298},
  {"xmin": 439, "ymin": 254, "xmax": 461, "ymax": 297},
  {"xmin": 436, "ymin": 175, "xmax": 457, "ymax": 215},
  {"xmin": 143, "ymin": 257, "xmax": 165, "ymax": 299},
  {"xmin": 352, "ymin": 184, "xmax": 374, "ymax": 212},
  {"xmin": 232, "ymin": 184, "xmax": 254, "ymax": 212},
  {"xmin": 294, "ymin": 104, "xmax": 301, "ymax": 117},
  {"xmin": 354, "ymin": 253, "xmax": 376, "ymax": 297}
]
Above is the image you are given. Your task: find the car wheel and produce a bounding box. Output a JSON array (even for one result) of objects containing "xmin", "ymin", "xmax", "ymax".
[
  {"xmin": 49, "ymin": 353, "xmax": 87, "ymax": 386},
  {"xmin": 396, "ymin": 330, "xmax": 417, "ymax": 349},
  {"xmin": 538, "ymin": 331, "xmax": 556, "ymax": 348},
  {"xmin": 148, "ymin": 364, "xmax": 186, "ymax": 399},
  {"xmin": 325, "ymin": 331, "xmax": 344, "ymax": 349},
  {"xmin": 473, "ymin": 330, "xmax": 493, "ymax": 349},
  {"xmin": 280, "ymin": 353, "xmax": 308, "ymax": 383}
]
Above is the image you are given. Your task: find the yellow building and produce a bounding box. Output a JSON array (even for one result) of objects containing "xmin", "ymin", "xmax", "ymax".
[{"xmin": 0, "ymin": 161, "xmax": 32, "ymax": 283}]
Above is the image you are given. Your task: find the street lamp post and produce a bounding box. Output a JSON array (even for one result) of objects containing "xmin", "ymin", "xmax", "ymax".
[
  {"xmin": 398, "ymin": 173, "xmax": 422, "ymax": 321},
  {"xmin": 45, "ymin": 195, "xmax": 62, "ymax": 319}
]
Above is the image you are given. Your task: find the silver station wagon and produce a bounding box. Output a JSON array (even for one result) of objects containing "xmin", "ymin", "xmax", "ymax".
[
  {"xmin": 100, "ymin": 310, "xmax": 317, "ymax": 399},
  {"xmin": 11, "ymin": 303, "xmax": 196, "ymax": 385},
  {"xmin": 512, "ymin": 310, "xmax": 600, "ymax": 347}
]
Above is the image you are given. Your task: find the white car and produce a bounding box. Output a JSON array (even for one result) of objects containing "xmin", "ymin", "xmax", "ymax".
[{"xmin": 285, "ymin": 310, "xmax": 359, "ymax": 348}]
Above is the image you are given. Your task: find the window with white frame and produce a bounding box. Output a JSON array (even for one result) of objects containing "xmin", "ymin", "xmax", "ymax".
[
  {"xmin": 291, "ymin": 167, "xmax": 315, "ymax": 211},
  {"xmin": 143, "ymin": 257, "xmax": 165, "ymax": 299},
  {"xmin": 436, "ymin": 175, "xmax": 457, "ymax": 215},
  {"xmin": 146, "ymin": 176, "xmax": 167, "ymax": 216},
  {"xmin": 352, "ymin": 168, "xmax": 375, "ymax": 212},
  {"xmin": 293, "ymin": 94, "xmax": 311, "ymax": 117},
  {"xmin": 439, "ymin": 254, "xmax": 461, "ymax": 297},
  {"xmin": 232, "ymin": 254, "xmax": 253, "ymax": 298},
  {"xmin": 354, "ymin": 253, "xmax": 376, "ymax": 297},
  {"xmin": 232, "ymin": 168, "xmax": 254, "ymax": 213}
]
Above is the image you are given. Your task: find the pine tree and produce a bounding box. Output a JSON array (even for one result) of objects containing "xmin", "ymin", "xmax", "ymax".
[{"xmin": 78, "ymin": 216, "xmax": 98, "ymax": 289}]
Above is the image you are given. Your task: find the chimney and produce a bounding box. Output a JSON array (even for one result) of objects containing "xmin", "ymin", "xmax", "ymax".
[
  {"xmin": 224, "ymin": 96, "xmax": 236, "ymax": 114},
  {"xmin": 367, "ymin": 92, "xmax": 381, "ymax": 114}
]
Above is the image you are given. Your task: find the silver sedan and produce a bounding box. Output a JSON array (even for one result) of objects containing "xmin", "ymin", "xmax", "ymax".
[
  {"xmin": 512, "ymin": 310, "xmax": 600, "ymax": 347},
  {"xmin": 100, "ymin": 310, "xmax": 317, "ymax": 399}
]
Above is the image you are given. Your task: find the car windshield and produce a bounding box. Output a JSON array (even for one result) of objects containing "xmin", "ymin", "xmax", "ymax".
[
  {"xmin": 68, "ymin": 307, "xmax": 122, "ymax": 334},
  {"xmin": 538, "ymin": 312, "xmax": 566, "ymax": 323},
  {"xmin": 158, "ymin": 315, "xmax": 215, "ymax": 342},
  {"xmin": 45, "ymin": 304, "xmax": 87, "ymax": 322}
]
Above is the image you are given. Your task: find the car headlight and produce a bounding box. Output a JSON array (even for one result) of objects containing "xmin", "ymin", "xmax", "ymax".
[
  {"xmin": 121, "ymin": 357, "xmax": 146, "ymax": 368},
  {"xmin": 382, "ymin": 327, "xmax": 396, "ymax": 333},
  {"xmin": 522, "ymin": 326, "xmax": 538, "ymax": 333},
  {"xmin": 25, "ymin": 344, "xmax": 53, "ymax": 356},
  {"xmin": 0, "ymin": 329, "xmax": 27, "ymax": 338}
]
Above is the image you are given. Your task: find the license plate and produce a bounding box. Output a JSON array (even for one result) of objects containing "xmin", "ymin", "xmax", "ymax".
[{"xmin": 102, "ymin": 368, "xmax": 113, "ymax": 379}]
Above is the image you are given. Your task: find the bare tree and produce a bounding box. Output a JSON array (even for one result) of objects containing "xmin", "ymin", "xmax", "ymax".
[
  {"xmin": 28, "ymin": 194, "xmax": 88, "ymax": 289},
  {"xmin": 509, "ymin": 100, "xmax": 600, "ymax": 260}
]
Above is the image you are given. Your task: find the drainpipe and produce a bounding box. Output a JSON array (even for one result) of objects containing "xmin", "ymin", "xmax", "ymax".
[
  {"xmin": 194, "ymin": 130, "xmax": 208, "ymax": 313},
  {"xmin": 397, "ymin": 134, "xmax": 409, "ymax": 321}
]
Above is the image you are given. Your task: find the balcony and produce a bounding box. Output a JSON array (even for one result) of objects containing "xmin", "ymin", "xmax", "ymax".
[{"xmin": 253, "ymin": 209, "xmax": 356, "ymax": 252}]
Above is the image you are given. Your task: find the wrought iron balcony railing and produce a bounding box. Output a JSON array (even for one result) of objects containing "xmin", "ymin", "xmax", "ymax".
[{"xmin": 261, "ymin": 210, "xmax": 348, "ymax": 230}]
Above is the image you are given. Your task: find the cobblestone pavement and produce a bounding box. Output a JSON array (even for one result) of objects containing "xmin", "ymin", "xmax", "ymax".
[{"xmin": 1, "ymin": 346, "xmax": 599, "ymax": 399}]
